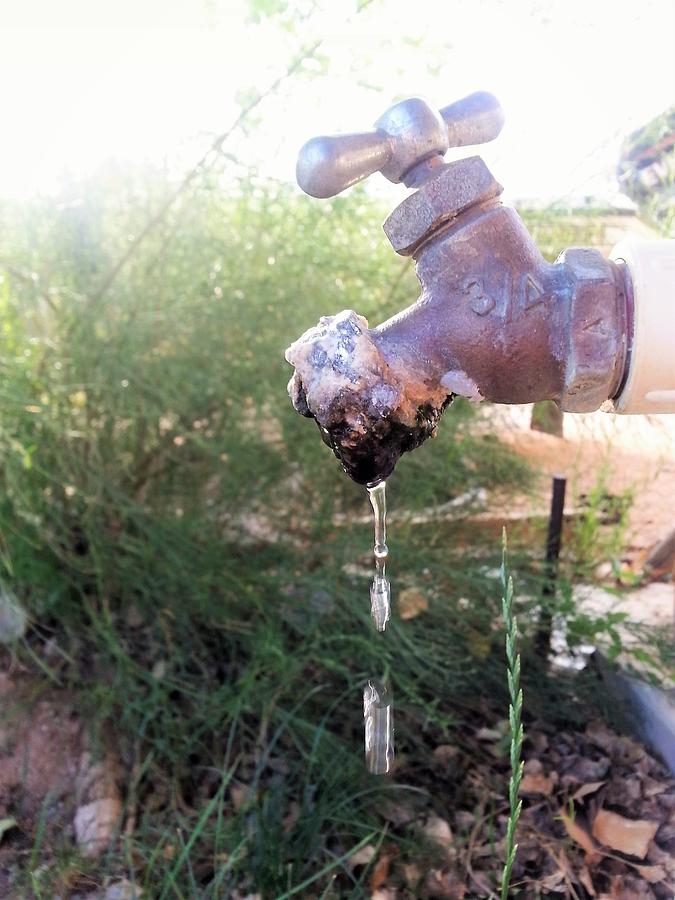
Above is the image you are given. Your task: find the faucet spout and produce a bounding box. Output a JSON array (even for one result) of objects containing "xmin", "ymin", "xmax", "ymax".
[{"xmin": 285, "ymin": 309, "xmax": 452, "ymax": 484}]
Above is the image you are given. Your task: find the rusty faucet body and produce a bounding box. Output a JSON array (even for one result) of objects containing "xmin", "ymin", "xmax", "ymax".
[{"xmin": 286, "ymin": 93, "xmax": 633, "ymax": 484}]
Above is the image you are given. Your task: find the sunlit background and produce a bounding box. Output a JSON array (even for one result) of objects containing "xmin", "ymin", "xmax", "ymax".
[{"xmin": 2, "ymin": 0, "xmax": 674, "ymax": 202}]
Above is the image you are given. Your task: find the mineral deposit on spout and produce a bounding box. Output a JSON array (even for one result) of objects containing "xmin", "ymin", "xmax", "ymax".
[{"xmin": 285, "ymin": 309, "xmax": 451, "ymax": 484}]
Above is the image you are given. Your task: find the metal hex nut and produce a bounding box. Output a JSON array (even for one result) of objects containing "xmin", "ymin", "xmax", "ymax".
[
  {"xmin": 383, "ymin": 156, "xmax": 503, "ymax": 256},
  {"xmin": 559, "ymin": 248, "xmax": 624, "ymax": 413}
]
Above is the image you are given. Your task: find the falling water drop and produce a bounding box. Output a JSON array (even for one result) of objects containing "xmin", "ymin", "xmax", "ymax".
[{"xmin": 363, "ymin": 678, "xmax": 394, "ymax": 775}]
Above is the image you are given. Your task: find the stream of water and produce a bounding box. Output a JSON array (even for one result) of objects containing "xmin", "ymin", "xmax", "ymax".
[
  {"xmin": 364, "ymin": 480, "xmax": 394, "ymax": 774},
  {"xmin": 367, "ymin": 480, "xmax": 390, "ymax": 632}
]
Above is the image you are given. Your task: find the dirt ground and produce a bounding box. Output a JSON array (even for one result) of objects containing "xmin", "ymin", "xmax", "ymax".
[{"xmin": 498, "ymin": 406, "xmax": 675, "ymax": 570}]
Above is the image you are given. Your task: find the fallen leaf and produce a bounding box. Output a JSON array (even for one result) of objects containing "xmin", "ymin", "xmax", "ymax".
[
  {"xmin": 347, "ymin": 843, "xmax": 376, "ymax": 869},
  {"xmin": 370, "ymin": 852, "xmax": 391, "ymax": 892},
  {"xmin": 572, "ymin": 781, "xmax": 606, "ymax": 801},
  {"xmin": 591, "ymin": 809, "xmax": 658, "ymax": 859},
  {"xmin": 559, "ymin": 809, "xmax": 600, "ymax": 862},
  {"xmin": 398, "ymin": 587, "xmax": 428, "ymax": 620},
  {"xmin": 0, "ymin": 817, "xmax": 17, "ymax": 844}
]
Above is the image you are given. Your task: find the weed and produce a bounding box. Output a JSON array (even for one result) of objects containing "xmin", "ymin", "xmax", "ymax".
[{"xmin": 499, "ymin": 532, "xmax": 523, "ymax": 900}]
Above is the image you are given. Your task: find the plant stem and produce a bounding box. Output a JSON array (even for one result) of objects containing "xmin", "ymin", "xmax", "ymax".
[{"xmin": 500, "ymin": 528, "xmax": 524, "ymax": 900}]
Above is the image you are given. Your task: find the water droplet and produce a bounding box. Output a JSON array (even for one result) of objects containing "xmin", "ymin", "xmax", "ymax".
[{"xmin": 364, "ymin": 678, "xmax": 394, "ymax": 775}]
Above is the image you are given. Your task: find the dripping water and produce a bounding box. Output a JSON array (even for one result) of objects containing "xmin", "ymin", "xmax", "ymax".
[
  {"xmin": 367, "ymin": 480, "xmax": 390, "ymax": 632},
  {"xmin": 364, "ymin": 480, "xmax": 394, "ymax": 773},
  {"xmin": 363, "ymin": 678, "xmax": 394, "ymax": 774}
]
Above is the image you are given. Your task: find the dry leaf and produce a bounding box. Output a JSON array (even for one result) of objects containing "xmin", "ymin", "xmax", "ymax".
[
  {"xmin": 348, "ymin": 843, "xmax": 376, "ymax": 869},
  {"xmin": 370, "ymin": 852, "xmax": 391, "ymax": 892},
  {"xmin": 592, "ymin": 809, "xmax": 659, "ymax": 859},
  {"xmin": 560, "ymin": 809, "xmax": 600, "ymax": 861},
  {"xmin": 573, "ymin": 781, "xmax": 606, "ymax": 801},
  {"xmin": 398, "ymin": 587, "xmax": 428, "ymax": 620}
]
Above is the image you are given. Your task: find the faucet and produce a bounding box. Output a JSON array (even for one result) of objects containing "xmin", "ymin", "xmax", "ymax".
[{"xmin": 285, "ymin": 92, "xmax": 675, "ymax": 485}]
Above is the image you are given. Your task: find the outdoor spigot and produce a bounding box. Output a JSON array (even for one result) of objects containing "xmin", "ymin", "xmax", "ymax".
[{"xmin": 286, "ymin": 92, "xmax": 674, "ymax": 485}]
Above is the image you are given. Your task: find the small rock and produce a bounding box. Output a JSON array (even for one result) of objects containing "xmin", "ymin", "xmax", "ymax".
[
  {"xmin": 0, "ymin": 585, "xmax": 27, "ymax": 643},
  {"xmin": 594, "ymin": 561, "xmax": 614, "ymax": 580},
  {"xmin": 74, "ymin": 797, "xmax": 123, "ymax": 858},
  {"xmin": 103, "ymin": 880, "xmax": 142, "ymax": 900},
  {"xmin": 423, "ymin": 814, "xmax": 453, "ymax": 847},
  {"xmin": 151, "ymin": 659, "xmax": 167, "ymax": 680}
]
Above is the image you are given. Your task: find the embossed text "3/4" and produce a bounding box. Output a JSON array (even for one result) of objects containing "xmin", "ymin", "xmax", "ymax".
[{"xmin": 463, "ymin": 278, "xmax": 495, "ymax": 316}]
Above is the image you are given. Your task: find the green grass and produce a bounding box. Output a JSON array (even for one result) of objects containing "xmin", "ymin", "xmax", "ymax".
[{"xmin": 499, "ymin": 533, "xmax": 523, "ymax": 900}]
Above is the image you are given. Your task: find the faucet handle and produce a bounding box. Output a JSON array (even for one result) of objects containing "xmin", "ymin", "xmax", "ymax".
[{"xmin": 296, "ymin": 91, "xmax": 504, "ymax": 199}]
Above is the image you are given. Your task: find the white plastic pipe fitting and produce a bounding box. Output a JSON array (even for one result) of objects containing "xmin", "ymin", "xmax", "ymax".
[{"xmin": 609, "ymin": 240, "xmax": 675, "ymax": 414}]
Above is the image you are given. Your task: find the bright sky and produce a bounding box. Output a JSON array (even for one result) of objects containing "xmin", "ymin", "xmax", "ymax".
[{"xmin": 1, "ymin": 0, "xmax": 674, "ymax": 203}]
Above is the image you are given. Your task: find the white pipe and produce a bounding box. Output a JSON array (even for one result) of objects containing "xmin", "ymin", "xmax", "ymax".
[{"xmin": 608, "ymin": 239, "xmax": 675, "ymax": 414}]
